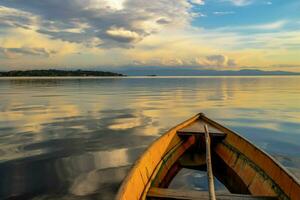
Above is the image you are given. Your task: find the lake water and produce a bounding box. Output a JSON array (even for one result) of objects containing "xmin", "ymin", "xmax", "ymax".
[{"xmin": 0, "ymin": 76, "xmax": 300, "ymax": 199}]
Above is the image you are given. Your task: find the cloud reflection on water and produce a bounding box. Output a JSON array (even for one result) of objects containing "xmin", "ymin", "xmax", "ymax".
[{"xmin": 0, "ymin": 77, "xmax": 300, "ymax": 199}]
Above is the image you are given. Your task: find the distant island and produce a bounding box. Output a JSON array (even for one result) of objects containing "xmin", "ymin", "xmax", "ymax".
[
  {"xmin": 116, "ymin": 67, "xmax": 300, "ymax": 76},
  {"xmin": 1, "ymin": 68, "xmax": 300, "ymax": 77},
  {"xmin": 0, "ymin": 70, "xmax": 124, "ymax": 77}
]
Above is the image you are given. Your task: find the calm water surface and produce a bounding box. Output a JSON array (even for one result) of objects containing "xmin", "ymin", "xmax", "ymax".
[{"xmin": 0, "ymin": 76, "xmax": 300, "ymax": 199}]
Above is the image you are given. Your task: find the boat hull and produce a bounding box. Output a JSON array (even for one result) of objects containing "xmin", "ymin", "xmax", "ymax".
[{"xmin": 116, "ymin": 114, "xmax": 300, "ymax": 200}]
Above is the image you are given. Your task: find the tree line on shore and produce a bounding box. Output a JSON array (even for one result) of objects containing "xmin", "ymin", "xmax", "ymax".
[{"xmin": 0, "ymin": 69, "xmax": 124, "ymax": 77}]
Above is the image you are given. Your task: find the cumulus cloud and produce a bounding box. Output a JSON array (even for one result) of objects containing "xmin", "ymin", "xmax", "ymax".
[
  {"xmin": 130, "ymin": 54, "xmax": 237, "ymax": 68},
  {"xmin": 105, "ymin": 27, "xmax": 141, "ymax": 43},
  {"xmin": 0, "ymin": 0, "xmax": 198, "ymax": 48},
  {"xmin": 0, "ymin": 47, "xmax": 56, "ymax": 59},
  {"xmin": 0, "ymin": 6, "xmax": 36, "ymax": 29},
  {"xmin": 207, "ymin": 55, "xmax": 228, "ymax": 65},
  {"xmin": 195, "ymin": 54, "xmax": 237, "ymax": 67}
]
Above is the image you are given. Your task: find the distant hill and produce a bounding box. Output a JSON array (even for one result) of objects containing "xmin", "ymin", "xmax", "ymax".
[
  {"xmin": 0, "ymin": 70, "xmax": 124, "ymax": 77},
  {"xmin": 116, "ymin": 67, "xmax": 300, "ymax": 76}
]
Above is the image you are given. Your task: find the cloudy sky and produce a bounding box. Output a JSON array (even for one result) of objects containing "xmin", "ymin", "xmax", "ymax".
[{"xmin": 0, "ymin": 0, "xmax": 299, "ymax": 71}]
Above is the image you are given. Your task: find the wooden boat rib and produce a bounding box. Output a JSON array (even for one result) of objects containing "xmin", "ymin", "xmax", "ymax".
[{"xmin": 116, "ymin": 113, "xmax": 300, "ymax": 200}]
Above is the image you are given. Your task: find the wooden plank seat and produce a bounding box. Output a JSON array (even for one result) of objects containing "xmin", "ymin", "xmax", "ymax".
[
  {"xmin": 147, "ymin": 187, "xmax": 278, "ymax": 200},
  {"xmin": 177, "ymin": 120, "xmax": 226, "ymax": 140}
]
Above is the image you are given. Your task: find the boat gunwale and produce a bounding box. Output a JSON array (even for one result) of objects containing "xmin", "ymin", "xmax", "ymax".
[
  {"xmin": 115, "ymin": 113, "xmax": 200, "ymax": 199},
  {"xmin": 199, "ymin": 114, "xmax": 300, "ymax": 187},
  {"xmin": 116, "ymin": 113, "xmax": 300, "ymax": 199}
]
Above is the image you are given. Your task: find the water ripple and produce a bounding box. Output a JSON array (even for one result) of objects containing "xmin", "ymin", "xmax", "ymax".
[{"xmin": 0, "ymin": 76, "xmax": 300, "ymax": 199}]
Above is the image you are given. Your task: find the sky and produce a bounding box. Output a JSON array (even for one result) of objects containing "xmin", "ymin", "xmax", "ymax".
[{"xmin": 0, "ymin": 0, "xmax": 300, "ymax": 71}]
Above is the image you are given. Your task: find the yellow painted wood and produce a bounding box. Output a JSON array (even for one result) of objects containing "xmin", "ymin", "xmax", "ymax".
[
  {"xmin": 140, "ymin": 135, "xmax": 196, "ymax": 199},
  {"xmin": 199, "ymin": 114, "xmax": 300, "ymax": 199},
  {"xmin": 116, "ymin": 114, "xmax": 200, "ymax": 200},
  {"xmin": 116, "ymin": 113, "xmax": 300, "ymax": 200},
  {"xmin": 147, "ymin": 187, "xmax": 278, "ymax": 200},
  {"xmin": 178, "ymin": 119, "xmax": 223, "ymax": 134}
]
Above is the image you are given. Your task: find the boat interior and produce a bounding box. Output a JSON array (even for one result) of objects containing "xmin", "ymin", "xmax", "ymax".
[
  {"xmin": 146, "ymin": 117, "xmax": 278, "ymax": 200},
  {"xmin": 117, "ymin": 114, "xmax": 300, "ymax": 200}
]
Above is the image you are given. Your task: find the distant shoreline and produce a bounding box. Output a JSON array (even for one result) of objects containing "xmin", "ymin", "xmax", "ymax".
[
  {"xmin": 117, "ymin": 68, "xmax": 300, "ymax": 76},
  {"xmin": 0, "ymin": 70, "xmax": 124, "ymax": 77},
  {"xmin": 0, "ymin": 69, "xmax": 300, "ymax": 77},
  {"xmin": 1, "ymin": 75, "xmax": 300, "ymax": 80}
]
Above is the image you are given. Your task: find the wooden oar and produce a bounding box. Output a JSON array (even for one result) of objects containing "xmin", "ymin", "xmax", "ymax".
[{"xmin": 204, "ymin": 125, "xmax": 216, "ymax": 200}]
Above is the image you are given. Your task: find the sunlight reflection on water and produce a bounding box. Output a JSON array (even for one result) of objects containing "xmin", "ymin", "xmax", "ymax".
[{"xmin": 0, "ymin": 76, "xmax": 300, "ymax": 199}]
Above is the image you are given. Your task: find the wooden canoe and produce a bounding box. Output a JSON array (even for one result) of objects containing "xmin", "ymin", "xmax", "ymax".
[{"xmin": 116, "ymin": 113, "xmax": 300, "ymax": 200}]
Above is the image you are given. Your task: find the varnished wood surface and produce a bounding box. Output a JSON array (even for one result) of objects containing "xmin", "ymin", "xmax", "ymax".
[
  {"xmin": 116, "ymin": 114, "xmax": 200, "ymax": 200},
  {"xmin": 116, "ymin": 113, "xmax": 300, "ymax": 200},
  {"xmin": 200, "ymin": 114, "xmax": 300, "ymax": 199},
  {"xmin": 178, "ymin": 119, "xmax": 223, "ymax": 135},
  {"xmin": 147, "ymin": 187, "xmax": 278, "ymax": 200},
  {"xmin": 177, "ymin": 131, "xmax": 226, "ymax": 138}
]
